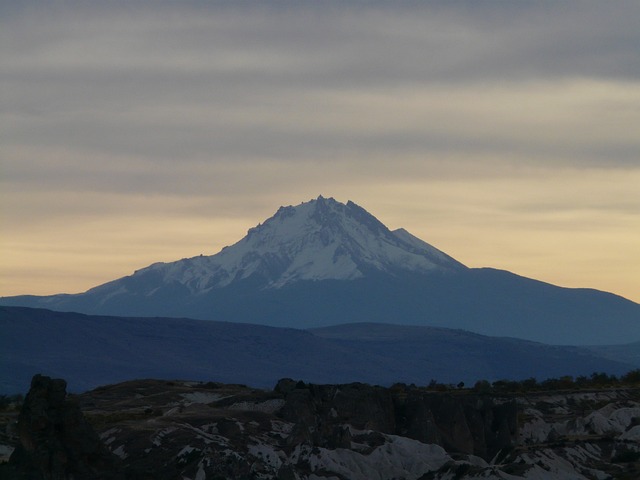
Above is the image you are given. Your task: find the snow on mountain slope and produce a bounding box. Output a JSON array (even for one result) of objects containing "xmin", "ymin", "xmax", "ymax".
[
  {"xmin": 3, "ymin": 196, "xmax": 637, "ymax": 345},
  {"xmin": 127, "ymin": 196, "xmax": 465, "ymax": 293}
]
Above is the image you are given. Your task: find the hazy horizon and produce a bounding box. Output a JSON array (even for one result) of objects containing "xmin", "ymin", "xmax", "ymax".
[{"xmin": 1, "ymin": 1, "xmax": 639, "ymax": 303}]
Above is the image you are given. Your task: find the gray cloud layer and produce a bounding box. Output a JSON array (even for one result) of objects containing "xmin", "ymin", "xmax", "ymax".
[{"xmin": 3, "ymin": 1, "xmax": 639, "ymax": 176}]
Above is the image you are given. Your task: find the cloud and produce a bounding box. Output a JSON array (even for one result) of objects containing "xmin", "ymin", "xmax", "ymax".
[
  {"xmin": 2, "ymin": 2, "xmax": 639, "ymax": 173},
  {"xmin": 6, "ymin": 1, "xmax": 637, "ymax": 81}
]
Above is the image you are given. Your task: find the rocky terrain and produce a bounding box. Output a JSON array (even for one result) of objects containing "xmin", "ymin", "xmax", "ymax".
[{"xmin": 2, "ymin": 376, "xmax": 640, "ymax": 479}]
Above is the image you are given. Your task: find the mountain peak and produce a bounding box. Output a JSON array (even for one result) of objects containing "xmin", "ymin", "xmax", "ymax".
[
  {"xmin": 139, "ymin": 197, "xmax": 465, "ymax": 292},
  {"xmin": 4, "ymin": 197, "xmax": 638, "ymax": 347}
]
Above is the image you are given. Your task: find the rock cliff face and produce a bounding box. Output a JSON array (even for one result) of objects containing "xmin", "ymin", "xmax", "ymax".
[
  {"xmin": 274, "ymin": 380, "xmax": 517, "ymax": 460},
  {"xmin": 6, "ymin": 374, "xmax": 124, "ymax": 480},
  {"xmin": 2, "ymin": 376, "xmax": 640, "ymax": 479},
  {"xmin": 397, "ymin": 387, "xmax": 518, "ymax": 460}
]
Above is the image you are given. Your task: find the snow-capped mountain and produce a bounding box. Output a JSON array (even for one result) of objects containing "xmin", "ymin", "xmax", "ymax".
[
  {"xmin": 2, "ymin": 196, "xmax": 639, "ymax": 345},
  {"xmin": 133, "ymin": 196, "xmax": 464, "ymax": 294}
]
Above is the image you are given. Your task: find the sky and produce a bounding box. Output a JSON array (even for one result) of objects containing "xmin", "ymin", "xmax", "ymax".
[{"xmin": 1, "ymin": 1, "xmax": 639, "ymax": 303}]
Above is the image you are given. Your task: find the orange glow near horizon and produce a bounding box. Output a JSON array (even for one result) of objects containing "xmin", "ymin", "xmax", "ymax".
[{"xmin": 2, "ymin": 169, "xmax": 639, "ymax": 304}]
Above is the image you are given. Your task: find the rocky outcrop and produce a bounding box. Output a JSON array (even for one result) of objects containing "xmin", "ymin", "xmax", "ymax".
[
  {"xmin": 274, "ymin": 380, "xmax": 517, "ymax": 460},
  {"xmin": 7, "ymin": 374, "xmax": 124, "ymax": 480},
  {"xmin": 394, "ymin": 388, "xmax": 518, "ymax": 459},
  {"xmin": 276, "ymin": 380, "xmax": 396, "ymax": 448}
]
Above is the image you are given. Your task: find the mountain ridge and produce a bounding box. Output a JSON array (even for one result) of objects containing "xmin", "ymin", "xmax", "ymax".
[
  {"xmin": 2, "ymin": 306, "xmax": 637, "ymax": 395},
  {"xmin": 1, "ymin": 196, "xmax": 639, "ymax": 345}
]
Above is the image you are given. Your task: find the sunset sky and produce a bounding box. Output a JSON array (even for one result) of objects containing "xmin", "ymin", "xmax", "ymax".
[{"xmin": 1, "ymin": 1, "xmax": 639, "ymax": 303}]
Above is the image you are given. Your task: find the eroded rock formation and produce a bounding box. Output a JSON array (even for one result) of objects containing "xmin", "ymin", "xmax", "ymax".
[
  {"xmin": 7, "ymin": 374, "xmax": 124, "ymax": 480},
  {"xmin": 274, "ymin": 379, "xmax": 517, "ymax": 460}
]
